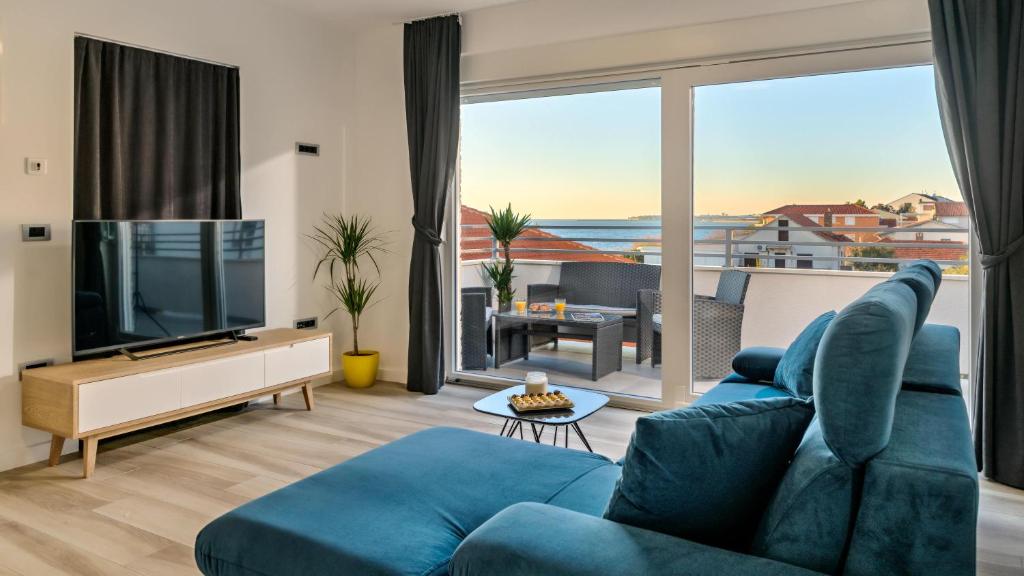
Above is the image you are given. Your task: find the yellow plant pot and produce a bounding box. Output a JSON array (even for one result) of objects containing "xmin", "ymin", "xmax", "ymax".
[{"xmin": 342, "ymin": 350, "xmax": 379, "ymax": 388}]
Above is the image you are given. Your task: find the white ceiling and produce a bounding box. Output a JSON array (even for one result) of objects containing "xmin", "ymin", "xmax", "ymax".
[{"xmin": 260, "ymin": 0, "xmax": 866, "ymax": 28}]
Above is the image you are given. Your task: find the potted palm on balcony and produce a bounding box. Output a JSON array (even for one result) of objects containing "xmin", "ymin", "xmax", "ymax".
[
  {"xmin": 311, "ymin": 214, "xmax": 389, "ymax": 388},
  {"xmin": 482, "ymin": 204, "xmax": 531, "ymax": 312}
]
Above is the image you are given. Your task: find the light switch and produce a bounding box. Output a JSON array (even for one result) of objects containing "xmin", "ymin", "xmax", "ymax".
[{"xmin": 26, "ymin": 158, "xmax": 47, "ymax": 175}]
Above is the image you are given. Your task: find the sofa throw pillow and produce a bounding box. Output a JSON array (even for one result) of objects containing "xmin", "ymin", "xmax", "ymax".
[
  {"xmin": 774, "ymin": 311, "xmax": 836, "ymax": 398},
  {"xmin": 604, "ymin": 397, "xmax": 815, "ymax": 551}
]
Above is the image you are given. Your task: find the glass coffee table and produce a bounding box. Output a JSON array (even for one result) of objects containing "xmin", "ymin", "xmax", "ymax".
[{"xmin": 473, "ymin": 384, "xmax": 609, "ymax": 452}]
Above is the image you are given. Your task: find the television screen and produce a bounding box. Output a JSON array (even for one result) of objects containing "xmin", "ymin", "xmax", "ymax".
[{"xmin": 73, "ymin": 220, "xmax": 266, "ymax": 357}]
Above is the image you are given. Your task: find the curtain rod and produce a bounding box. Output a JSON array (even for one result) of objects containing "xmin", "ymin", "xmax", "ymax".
[
  {"xmin": 391, "ymin": 11, "xmax": 461, "ymax": 26},
  {"xmin": 74, "ymin": 33, "xmax": 239, "ymax": 69}
]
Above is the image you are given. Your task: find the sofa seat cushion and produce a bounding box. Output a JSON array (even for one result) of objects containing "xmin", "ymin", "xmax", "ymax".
[
  {"xmin": 844, "ymin": 390, "xmax": 978, "ymax": 576},
  {"xmin": 545, "ymin": 462, "xmax": 622, "ymax": 516},
  {"xmin": 903, "ymin": 323, "xmax": 961, "ymax": 395},
  {"xmin": 693, "ymin": 382, "xmax": 792, "ymax": 407},
  {"xmin": 452, "ymin": 503, "xmax": 826, "ymax": 576},
  {"xmin": 195, "ymin": 427, "xmax": 616, "ymax": 576},
  {"xmin": 605, "ymin": 397, "xmax": 815, "ymax": 551}
]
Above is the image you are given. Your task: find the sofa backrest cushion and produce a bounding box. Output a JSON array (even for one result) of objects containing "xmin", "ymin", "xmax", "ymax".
[
  {"xmin": 604, "ymin": 397, "xmax": 814, "ymax": 551},
  {"xmin": 559, "ymin": 262, "xmax": 660, "ymax": 308},
  {"xmin": 889, "ymin": 262, "xmax": 938, "ymax": 334},
  {"xmin": 813, "ymin": 281, "xmax": 917, "ymax": 466},
  {"xmin": 773, "ymin": 311, "xmax": 836, "ymax": 398},
  {"xmin": 908, "ymin": 258, "xmax": 942, "ymax": 289},
  {"xmin": 750, "ymin": 419, "xmax": 854, "ymax": 575}
]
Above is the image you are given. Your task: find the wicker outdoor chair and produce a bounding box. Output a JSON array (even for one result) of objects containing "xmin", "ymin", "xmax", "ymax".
[
  {"xmin": 637, "ymin": 270, "xmax": 751, "ymax": 380},
  {"xmin": 460, "ymin": 287, "xmax": 493, "ymax": 371},
  {"xmin": 526, "ymin": 262, "xmax": 661, "ymax": 350}
]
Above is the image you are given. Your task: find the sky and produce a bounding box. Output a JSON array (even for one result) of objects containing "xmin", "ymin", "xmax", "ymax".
[{"xmin": 459, "ymin": 65, "xmax": 961, "ymax": 219}]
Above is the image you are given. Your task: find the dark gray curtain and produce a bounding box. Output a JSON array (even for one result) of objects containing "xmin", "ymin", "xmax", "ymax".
[
  {"xmin": 74, "ymin": 36, "xmax": 241, "ymax": 220},
  {"xmin": 930, "ymin": 0, "xmax": 1024, "ymax": 488},
  {"xmin": 404, "ymin": 16, "xmax": 460, "ymax": 394}
]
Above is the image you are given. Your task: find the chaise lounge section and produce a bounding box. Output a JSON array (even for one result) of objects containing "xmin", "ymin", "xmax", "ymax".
[{"xmin": 196, "ymin": 260, "xmax": 977, "ymax": 576}]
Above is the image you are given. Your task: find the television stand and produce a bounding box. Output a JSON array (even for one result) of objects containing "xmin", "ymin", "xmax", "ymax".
[
  {"xmin": 21, "ymin": 328, "xmax": 332, "ymax": 478},
  {"xmin": 118, "ymin": 333, "xmax": 241, "ymax": 361}
]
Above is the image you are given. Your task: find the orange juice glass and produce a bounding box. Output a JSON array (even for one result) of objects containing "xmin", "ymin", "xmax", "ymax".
[
  {"xmin": 554, "ymin": 298, "xmax": 566, "ymax": 315},
  {"xmin": 514, "ymin": 300, "xmax": 527, "ymax": 314}
]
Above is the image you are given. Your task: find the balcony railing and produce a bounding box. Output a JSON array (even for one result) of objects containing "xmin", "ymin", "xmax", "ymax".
[{"xmin": 460, "ymin": 222, "xmax": 969, "ymax": 268}]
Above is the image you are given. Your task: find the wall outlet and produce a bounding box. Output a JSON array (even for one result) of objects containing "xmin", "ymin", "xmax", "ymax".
[
  {"xmin": 18, "ymin": 358, "xmax": 54, "ymax": 380},
  {"xmin": 295, "ymin": 317, "xmax": 318, "ymax": 330},
  {"xmin": 25, "ymin": 158, "xmax": 47, "ymax": 175}
]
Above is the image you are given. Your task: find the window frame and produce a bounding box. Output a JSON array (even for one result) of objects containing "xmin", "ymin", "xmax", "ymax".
[
  {"xmin": 665, "ymin": 41, "xmax": 976, "ymax": 404},
  {"xmin": 451, "ymin": 73, "xmax": 672, "ymax": 412},
  {"xmin": 448, "ymin": 41, "xmax": 978, "ymax": 411}
]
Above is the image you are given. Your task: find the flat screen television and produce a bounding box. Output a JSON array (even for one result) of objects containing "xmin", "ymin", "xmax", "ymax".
[{"xmin": 73, "ymin": 220, "xmax": 266, "ymax": 358}]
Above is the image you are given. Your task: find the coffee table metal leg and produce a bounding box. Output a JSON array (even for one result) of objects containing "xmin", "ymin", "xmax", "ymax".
[
  {"xmin": 530, "ymin": 423, "xmax": 542, "ymax": 442},
  {"xmin": 571, "ymin": 422, "xmax": 594, "ymax": 452},
  {"xmin": 500, "ymin": 419, "xmax": 509, "ymax": 436}
]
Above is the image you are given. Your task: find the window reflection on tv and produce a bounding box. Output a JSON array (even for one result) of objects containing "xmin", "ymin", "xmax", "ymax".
[{"xmin": 73, "ymin": 220, "xmax": 266, "ymax": 357}]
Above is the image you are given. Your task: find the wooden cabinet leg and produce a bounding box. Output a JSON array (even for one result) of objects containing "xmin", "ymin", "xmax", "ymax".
[
  {"xmin": 48, "ymin": 435, "xmax": 65, "ymax": 466},
  {"xmin": 273, "ymin": 393, "xmax": 282, "ymax": 406},
  {"xmin": 301, "ymin": 382, "xmax": 315, "ymax": 411},
  {"xmin": 82, "ymin": 437, "xmax": 98, "ymax": 479}
]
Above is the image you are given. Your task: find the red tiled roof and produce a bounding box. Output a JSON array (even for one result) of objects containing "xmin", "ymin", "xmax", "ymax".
[
  {"xmin": 766, "ymin": 213, "xmax": 852, "ymax": 243},
  {"xmin": 460, "ymin": 205, "xmax": 634, "ymax": 263},
  {"xmin": 934, "ymin": 202, "xmax": 969, "ymax": 217},
  {"xmin": 888, "ymin": 239, "xmax": 968, "ymax": 262},
  {"xmin": 764, "ymin": 204, "xmax": 877, "ymax": 216}
]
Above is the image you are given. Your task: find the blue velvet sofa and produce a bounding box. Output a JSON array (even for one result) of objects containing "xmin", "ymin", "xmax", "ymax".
[{"xmin": 195, "ymin": 261, "xmax": 978, "ymax": 576}]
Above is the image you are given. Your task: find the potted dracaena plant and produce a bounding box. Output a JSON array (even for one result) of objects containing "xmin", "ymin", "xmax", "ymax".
[
  {"xmin": 481, "ymin": 204, "xmax": 531, "ymax": 312},
  {"xmin": 311, "ymin": 214, "xmax": 389, "ymax": 388}
]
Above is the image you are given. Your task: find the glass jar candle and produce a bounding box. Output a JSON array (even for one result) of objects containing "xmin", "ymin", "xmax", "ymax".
[{"xmin": 524, "ymin": 371, "xmax": 548, "ymax": 395}]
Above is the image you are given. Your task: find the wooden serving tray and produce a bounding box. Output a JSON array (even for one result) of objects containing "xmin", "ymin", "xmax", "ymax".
[{"xmin": 508, "ymin": 390, "xmax": 575, "ymax": 413}]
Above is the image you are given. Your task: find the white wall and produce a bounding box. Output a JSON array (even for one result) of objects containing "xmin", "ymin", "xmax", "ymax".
[
  {"xmin": 347, "ymin": 0, "xmax": 933, "ymax": 385},
  {"xmin": 0, "ymin": 0, "xmax": 353, "ymax": 471},
  {"xmin": 344, "ymin": 24, "xmax": 413, "ymax": 384}
]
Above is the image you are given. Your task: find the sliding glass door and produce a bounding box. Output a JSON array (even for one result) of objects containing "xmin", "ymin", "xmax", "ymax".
[
  {"xmin": 450, "ymin": 41, "xmax": 975, "ymax": 410},
  {"xmin": 672, "ymin": 42, "xmax": 974, "ymax": 403},
  {"xmin": 452, "ymin": 79, "xmax": 672, "ymax": 407}
]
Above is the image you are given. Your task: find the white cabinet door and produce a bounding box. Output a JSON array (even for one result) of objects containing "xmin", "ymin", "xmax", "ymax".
[
  {"xmin": 78, "ymin": 369, "xmax": 181, "ymax": 433},
  {"xmin": 264, "ymin": 337, "xmax": 330, "ymax": 387},
  {"xmin": 179, "ymin": 352, "xmax": 265, "ymax": 408}
]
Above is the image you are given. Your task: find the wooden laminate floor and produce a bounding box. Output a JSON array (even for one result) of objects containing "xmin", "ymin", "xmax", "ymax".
[{"xmin": 0, "ymin": 382, "xmax": 1020, "ymax": 575}]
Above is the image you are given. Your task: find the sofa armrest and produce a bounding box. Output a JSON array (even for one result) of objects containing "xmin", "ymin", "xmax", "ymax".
[
  {"xmin": 731, "ymin": 346, "xmax": 786, "ymax": 384},
  {"xmin": 527, "ymin": 283, "xmax": 559, "ymax": 303},
  {"xmin": 450, "ymin": 503, "xmax": 824, "ymax": 576}
]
